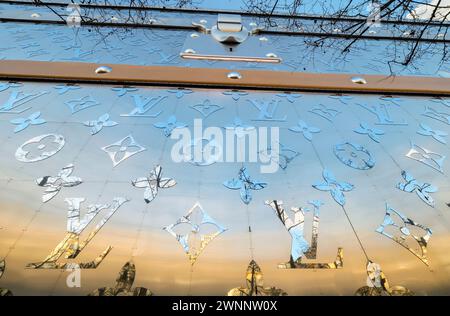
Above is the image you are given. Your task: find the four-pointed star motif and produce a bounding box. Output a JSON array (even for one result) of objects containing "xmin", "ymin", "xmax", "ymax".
[
  {"xmin": 163, "ymin": 202, "xmax": 227, "ymax": 265},
  {"xmin": 309, "ymin": 104, "xmax": 341, "ymax": 122},
  {"xmin": 101, "ymin": 135, "xmax": 146, "ymax": 167},
  {"xmin": 131, "ymin": 165, "xmax": 176, "ymax": 203},
  {"xmin": 65, "ymin": 96, "xmax": 99, "ymax": 114},
  {"xmin": 190, "ymin": 99, "xmax": 223, "ymax": 118},
  {"xmin": 406, "ymin": 142, "xmax": 446, "ymax": 173},
  {"xmin": 223, "ymin": 167, "xmax": 267, "ymax": 204}
]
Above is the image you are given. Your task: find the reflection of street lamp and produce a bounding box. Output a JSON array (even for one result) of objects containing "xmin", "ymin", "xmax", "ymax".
[{"xmin": 66, "ymin": 3, "xmax": 81, "ymax": 28}]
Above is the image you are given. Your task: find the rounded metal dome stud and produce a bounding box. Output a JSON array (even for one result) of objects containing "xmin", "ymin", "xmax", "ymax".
[
  {"xmin": 227, "ymin": 72, "xmax": 242, "ymax": 80},
  {"xmin": 351, "ymin": 76, "xmax": 367, "ymax": 84},
  {"xmin": 95, "ymin": 66, "xmax": 112, "ymax": 74}
]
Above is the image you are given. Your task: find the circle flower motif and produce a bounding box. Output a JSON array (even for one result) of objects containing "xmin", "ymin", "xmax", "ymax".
[
  {"xmin": 15, "ymin": 134, "xmax": 65, "ymax": 163},
  {"xmin": 333, "ymin": 142, "xmax": 375, "ymax": 170}
]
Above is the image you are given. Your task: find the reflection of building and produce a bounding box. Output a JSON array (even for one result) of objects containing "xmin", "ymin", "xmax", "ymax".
[
  {"xmin": 0, "ymin": 260, "xmax": 13, "ymax": 296},
  {"xmin": 0, "ymin": 0, "xmax": 450, "ymax": 296},
  {"xmin": 228, "ymin": 260, "xmax": 287, "ymax": 296},
  {"xmin": 355, "ymin": 261, "xmax": 413, "ymax": 296},
  {"xmin": 89, "ymin": 262, "xmax": 153, "ymax": 296}
]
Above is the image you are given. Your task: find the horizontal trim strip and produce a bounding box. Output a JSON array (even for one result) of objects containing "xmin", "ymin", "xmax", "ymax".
[
  {"xmin": 0, "ymin": 60, "xmax": 449, "ymax": 96},
  {"xmin": 1, "ymin": 17, "xmax": 449, "ymax": 44},
  {"xmin": 3, "ymin": 0, "xmax": 450, "ymax": 27}
]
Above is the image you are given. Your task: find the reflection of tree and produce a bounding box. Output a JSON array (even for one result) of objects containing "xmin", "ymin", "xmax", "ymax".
[
  {"xmin": 246, "ymin": 0, "xmax": 450, "ymax": 72},
  {"xmin": 30, "ymin": 0, "xmax": 450, "ymax": 73}
]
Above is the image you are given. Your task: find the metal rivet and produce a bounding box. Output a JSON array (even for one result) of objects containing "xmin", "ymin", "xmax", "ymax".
[
  {"xmin": 249, "ymin": 22, "xmax": 257, "ymax": 27},
  {"xmin": 190, "ymin": 33, "xmax": 199, "ymax": 38},
  {"xmin": 95, "ymin": 66, "xmax": 112, "ymax": 74},
  {"xmin": 184, "ymin": 48, "xmax": 196, "ymax": 54},
  {"xmin": 351, "ymin": 76, "xmax": 367, "ymax": 84},
  {"xmin": 227, "ymin": 72, "xmax": 242, "ymax": 80},
  {"xmin": 31, "ymin": 13, "xmax": 41, "ymax": 18},
  {"xmin": 259, "ymin": 37, "xmax": 268, "ymax": 42},
  {"xmin": 111, "ymin": 16, "xmax": 118, "ymax": 22},
  {"xmin": 266, "ymin": 53, "xmax": 277, "ymax": 58}
]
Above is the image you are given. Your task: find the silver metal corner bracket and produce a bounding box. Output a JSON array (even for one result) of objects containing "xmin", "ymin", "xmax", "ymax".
[{"xmin": 180, "ymin": 14, "xmax": 282, "ymax": 63}]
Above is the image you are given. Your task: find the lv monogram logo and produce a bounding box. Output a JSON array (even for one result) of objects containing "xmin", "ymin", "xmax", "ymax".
[
  {"xmin": 121, "ymin": 95, "xmax": 166, "ymax": 117},
  {"xmin": 266, "ymin": 200, "xmax": 343, "ymax": 269},
  {"xmin": 358, "ymin": 103, "xmax": 407, "ymax": 125},
  {"xmin": 0, "ymin": 91, "xmax": 49, "ymax": 114},
  {"xmin": 248, "ymin": 99, "xmax": 287, "ymax": 122},
  {"xmin": 26, "ymin": 197, "xmax": 128, "ymax": 269}
]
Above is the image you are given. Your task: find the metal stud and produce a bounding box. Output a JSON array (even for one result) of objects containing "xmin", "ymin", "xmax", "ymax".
[{"xmin": 95, "ymin": 66, "xmax": 112, "ymax": 74}]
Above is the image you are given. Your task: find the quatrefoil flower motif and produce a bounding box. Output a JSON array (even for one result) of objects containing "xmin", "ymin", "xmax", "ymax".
[
  {"xmin": 111, "ymin": 86, "xmax": 138, "ymax": 97},
  {"xmin": 396, "ymin": 170, "xmax": 437, "ymax": 208},
  {"xmin": 313, "ymin": 169, "xmax": 354, "ymax": 206},
  {"xmin": 83, "ymin": 113, "xmax": 118, "ymax": 135},
  {"xmin": 167, "ymin": 88, "xmax": 193, "ymax": 99},
  {"xmin": 222, "ymin": 90, "xmax": 248, "ymax": 101},
  {"xmin": 224, "ymin": 117, "xmax": 255, "ymax": 138},
  {"xmin": 10, "ymin": 111, "xmax": 46, "ymax": 133},
  {"xmin": 354, "ymin": 122, "xmax": 385, "ymax": 143},
  {"xmin": 276, "ymin": 92, "xmax": 302, "ymax": 103},
  {"xmin": 153, "ymin": 115, "xmax": 187, "ymax": 137},
  {"xmin": 417, "ymin": 123, "xmax": 447, "ymax": 144},
  {"xmin": 36, "ymin": 164, "xmax": 83, "ymax": 202},
  {"xmin": 131, "ymin": 165, "xmax": 176, "ymax": 204},
  {"xmin": 54, "ymin": 84, "xmax": 80, "ymax": 95},
  {"xmin": 223, "ymin": 167, "xmax": 267, "ymax": 204},
  {"xmin": 289, "ymin": 120, "xmax": 321, "ymax": 141}
]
